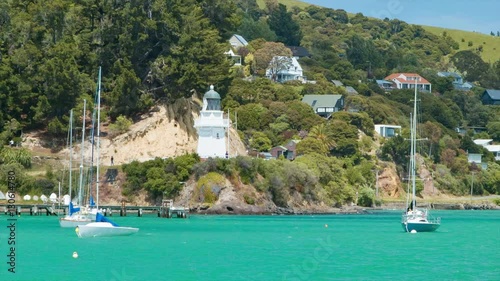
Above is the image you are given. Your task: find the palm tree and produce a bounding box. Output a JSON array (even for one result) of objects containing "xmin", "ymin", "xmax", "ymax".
[{"xmin": 308, "ymin": 123, "xmax": 336, "ymax": 154}]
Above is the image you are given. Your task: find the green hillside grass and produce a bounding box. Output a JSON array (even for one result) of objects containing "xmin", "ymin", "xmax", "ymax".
[
  {"xmin": 256, "ymin": 0, "xmax": 312, "ymax": 10},
  {"xmin": 257, "ymin": 1, "xmax": 500, "ymax": 63},
  {"xmin": 423, "ymin": 26, "xmax": 500, "ymax": 62}
]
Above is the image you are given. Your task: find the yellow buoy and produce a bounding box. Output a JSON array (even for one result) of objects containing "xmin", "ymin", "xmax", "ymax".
[{"xmin": 72, "ymin": 252, "xmax": 78, "ymax": 259}]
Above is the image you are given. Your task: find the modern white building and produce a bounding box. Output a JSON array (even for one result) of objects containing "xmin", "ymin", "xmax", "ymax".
[
  {"xmin": 194, "ymin": 85, "xmax": 229, "ymax": 159},
  {"xmin": 374, "ymin": 124, "xmax": 401, "ymax": 138}
]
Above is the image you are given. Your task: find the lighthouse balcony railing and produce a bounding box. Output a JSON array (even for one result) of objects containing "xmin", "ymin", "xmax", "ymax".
[{"xmin": 194, "ymin": 118, "xmax": 229, "ymax": 127}]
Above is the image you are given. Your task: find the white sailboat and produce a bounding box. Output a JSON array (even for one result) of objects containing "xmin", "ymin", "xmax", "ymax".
[
  {"xmin": 75, "ymin": 67, "xmax": 139, "ymax": 238},
  {"xmin": 60, "ymin": 104, "xmax": 95, "ymax": 228},
  {"xmin": 76, "ymin": 213, "xmax": 139, "ymax": 237},
  {"xmin": 401, "ymin": 81, "xmax": 441, "ymax": 232}
]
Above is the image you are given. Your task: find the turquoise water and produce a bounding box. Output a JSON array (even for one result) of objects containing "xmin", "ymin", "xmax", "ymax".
[{"xmin": 0, "ymin": 211, "xmax": 498, "ymax": 281}]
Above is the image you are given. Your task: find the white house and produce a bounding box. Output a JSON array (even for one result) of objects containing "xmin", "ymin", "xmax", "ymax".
[
  {"xmin": 194, "ymin": 85, "xmax": 229, "ymax": 159},
  {"xmin": 224, "ymin": 49, "xmax": 241, "ymax": 66},
  {"xmin": 474, "ymin": 139, "xmax": 500, "ymax": 161},
  {"xmin": 266, "ymin": 56, "xmax": 305, "ymax": 83},
  {"xmin": 384, "ymin": 73, "xmax": 431, "ymax": 92},
  {"xmin": 375, "ymin": 124, "xmax": 401, "ymax": 138},
  {"xmin": 229, "ymin": 34, "xmax": 248, "ymax": 49}
]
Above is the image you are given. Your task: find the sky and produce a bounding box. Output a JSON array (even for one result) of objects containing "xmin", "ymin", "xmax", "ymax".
[{"xmin": 300, "ymin": 0, "xmax": 500, "ymax": 35}]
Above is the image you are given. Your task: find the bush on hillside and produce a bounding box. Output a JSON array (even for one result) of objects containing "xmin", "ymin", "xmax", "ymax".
[{"xmin": 108, "ymin": 115, "xmax": 133, "ymax": 137}]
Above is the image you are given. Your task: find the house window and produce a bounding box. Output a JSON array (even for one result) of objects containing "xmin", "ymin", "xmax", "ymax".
[
  {"xmin": 312, "ymin": 100, "xmax": 317, "ymax": 107},
  {"xmin": 216, "ymin": 133, "xmax": 219, "ymax": 139}
]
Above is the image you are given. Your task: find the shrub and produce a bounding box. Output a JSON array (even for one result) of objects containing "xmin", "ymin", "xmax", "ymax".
[
  {"xmin": 243, "ymin": 193, "xmax": 255, "ymax": 205},
  {"xmin": 195, "ymin": 172, "xmax": 225, "ymax": 203},
  {"xmin": 357, "ymin": 187, "xmax": 375, "ymax": 207},
  {"xmin": 108, "ymin": 115, "xmax": 133, "ymax": 136}
]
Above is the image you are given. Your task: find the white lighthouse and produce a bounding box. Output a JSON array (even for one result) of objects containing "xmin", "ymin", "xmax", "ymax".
[{"xmin": 194, "ymin": 85, "xmax": 229, "ymax": 158}]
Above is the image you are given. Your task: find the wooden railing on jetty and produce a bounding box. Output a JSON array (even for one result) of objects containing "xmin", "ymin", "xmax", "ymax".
[{"xmin": 0, "ymin": 200, "xmax": 189, "ymax": 218}]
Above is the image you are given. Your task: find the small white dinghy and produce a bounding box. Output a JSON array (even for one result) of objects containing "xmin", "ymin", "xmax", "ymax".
[{"xmin": 75, "ymin": 213, "xmax": 138, "ymax": 238}]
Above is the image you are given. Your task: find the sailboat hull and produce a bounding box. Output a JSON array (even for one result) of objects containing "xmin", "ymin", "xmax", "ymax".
[
  {"xmin": 401, "ymin": 210, "xmax": 440, "ymax": 232},
  {"xmin": 401, "ymin": 222, "xmax": 440, "ymax": 232},
  {"xmin": 76, "ymin": 222, "xmax": 139, "ymax": 238},
  {"xmin": 59, "ymin": 214, "xmax": 94, "ymax": 228}
]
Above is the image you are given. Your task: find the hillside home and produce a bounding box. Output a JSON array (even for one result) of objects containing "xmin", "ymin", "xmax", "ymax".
[
  {"xmin": 331, "ymin": 80, "xmax": 344, "ymax": 87},
  {"xmin": 302, "ymin": 95, "xmax": 344, "ymax": 118},
  {"xmin": 269, "ymin": 140, "xmax": 301, "ymax": 160},
  {"xmin": 481, "ymin": 89, "xmax": 500, "ymax": 105},
  {"xmin": 224, "ymin": 49, "xmax": 241, "ymax": 66},
  {"xmin": 385, "ymin": 73, "xmax": 432, "ymax": 92},
  {"xmin": 376, "ymin": 80, "xmax": 395, "ymax": 91},
  {"xmin": 437, "ymin": 71, "xmax": 473, "ymax": 91},
  {"xmin": 287, "ymin": 46, "xmax": 311, "ymax": 59},
  {"xmin": 266, "ymin": 56, "xmax": 305, "ymax": 83},
  {"xmin": 330, "ymin": 80, "xmax": 358, "ymax": 95},
  {"xmin": 345, "ymin": 86, "xmax": 358, "ymax": 95},
  {"xmin": 229, "ymin": 34, "xmax": 248, "ymax": 49},
  {"xmin": 473, "ymin": 139, "xmax": 500, "ymax": 161},
  {"xmin": 284, "ymin": 140, "xmax": 301, "ymax": 160},
  {"xmin": 374, "ymin": 124, "xmax": 401, "ymax": 138},
  {"xmin": 270, "ymin": 146, "xmax": 287, "ymax": 159}
]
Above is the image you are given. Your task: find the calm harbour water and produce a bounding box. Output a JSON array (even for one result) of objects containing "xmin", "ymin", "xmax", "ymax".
[{"xmin": 0, "ymin": 210, "xmax": 498, "ymax": 281}]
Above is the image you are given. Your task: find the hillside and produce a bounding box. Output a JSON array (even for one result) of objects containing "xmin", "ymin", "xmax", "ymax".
[
  {"xmin": 424, "ymin": 26, "xmax": 500, "ymax": 62},
  {"xmin": 266, "ymin": 0, "xmax": 500, "ymax": 63},
  {"xmin": 1, "ymin": 0, "xmax": 499, "ymax": 212}
]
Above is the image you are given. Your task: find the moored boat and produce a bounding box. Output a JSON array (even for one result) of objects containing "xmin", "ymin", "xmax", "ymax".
[{"xmin": 75, "ymin": 213, "xmax": 139, "ymax": 238}]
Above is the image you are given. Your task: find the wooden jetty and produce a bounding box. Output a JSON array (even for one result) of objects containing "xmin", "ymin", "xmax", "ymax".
[
  {"xmin": 0, "ymin": 200, "xmax": 189, "ymax": 218},
  {"xmin": 159, "ymin": 199, "xmax": 189, "ymax": 218}
]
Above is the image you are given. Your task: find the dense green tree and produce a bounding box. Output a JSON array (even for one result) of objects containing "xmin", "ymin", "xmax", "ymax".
[
  {"xmin": 450, "ymin": 50, "xmax": 489, "ymax": 83},
  {"xmin": 236, "ymin": 103, "xmax": 270, "ymax": 131},
  {"xmin": 237, "ymin": 16, "xmax": 276, "ymax": 42},
  {"xmin": 252, "ymin": 41, "xmax": 292, "ymax": 76},
  {"xmin": 267, "ymin": 4, "xmax": 302, "ymax": 46}
]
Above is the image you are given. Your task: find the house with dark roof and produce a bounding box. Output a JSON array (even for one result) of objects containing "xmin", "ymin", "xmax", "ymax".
[
  {"xmin": 302, "ymin": 95, "xmax": 344, "ymax": 118},
  {"xmin": 437, "ymin": 71, "xmax": 474, "ymax": 91},
  {"xmin": 385, "ymin": 73, "xmax": 431, "ymax": 92},
  {"xmin": 229, "ymin": 34, "xmax": 248, "ymax": 49},
  {"xmin": 287, "ymin": 46, "xmax": 311, "ymax": 59},
  {"xmin": 481, "ymin": 89, "xmax": 500, "ymax": 105}
]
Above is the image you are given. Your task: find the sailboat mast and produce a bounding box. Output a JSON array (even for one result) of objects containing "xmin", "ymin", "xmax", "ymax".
[
  {"xmin": 412, "ymin": 80, "xmax": 418, "ymax": 209},
  {"xmin": 69, "ymin": 109, "xmax": 73, "ymax": 204},
  {"xmin": 96, "ymin": 67, "xmax": 102, "ymax": 210},
  {"xmin": 78, "ymin": 100, "xmax": 86, "ymax": 206}
]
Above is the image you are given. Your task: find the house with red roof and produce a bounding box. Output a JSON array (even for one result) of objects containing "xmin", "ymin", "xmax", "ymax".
[{"xmin": 384, "ymin": 73, "xmax": 432, "ymax": 92}]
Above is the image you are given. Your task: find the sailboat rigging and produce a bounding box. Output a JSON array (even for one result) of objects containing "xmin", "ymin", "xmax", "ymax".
[
  {"xmin": 60, "ymin": 68, "xmax": 104, "ymax": 227},
  {"xmin": 401, "ymin": 80, "xmax": 441, "ymax": 232}
]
